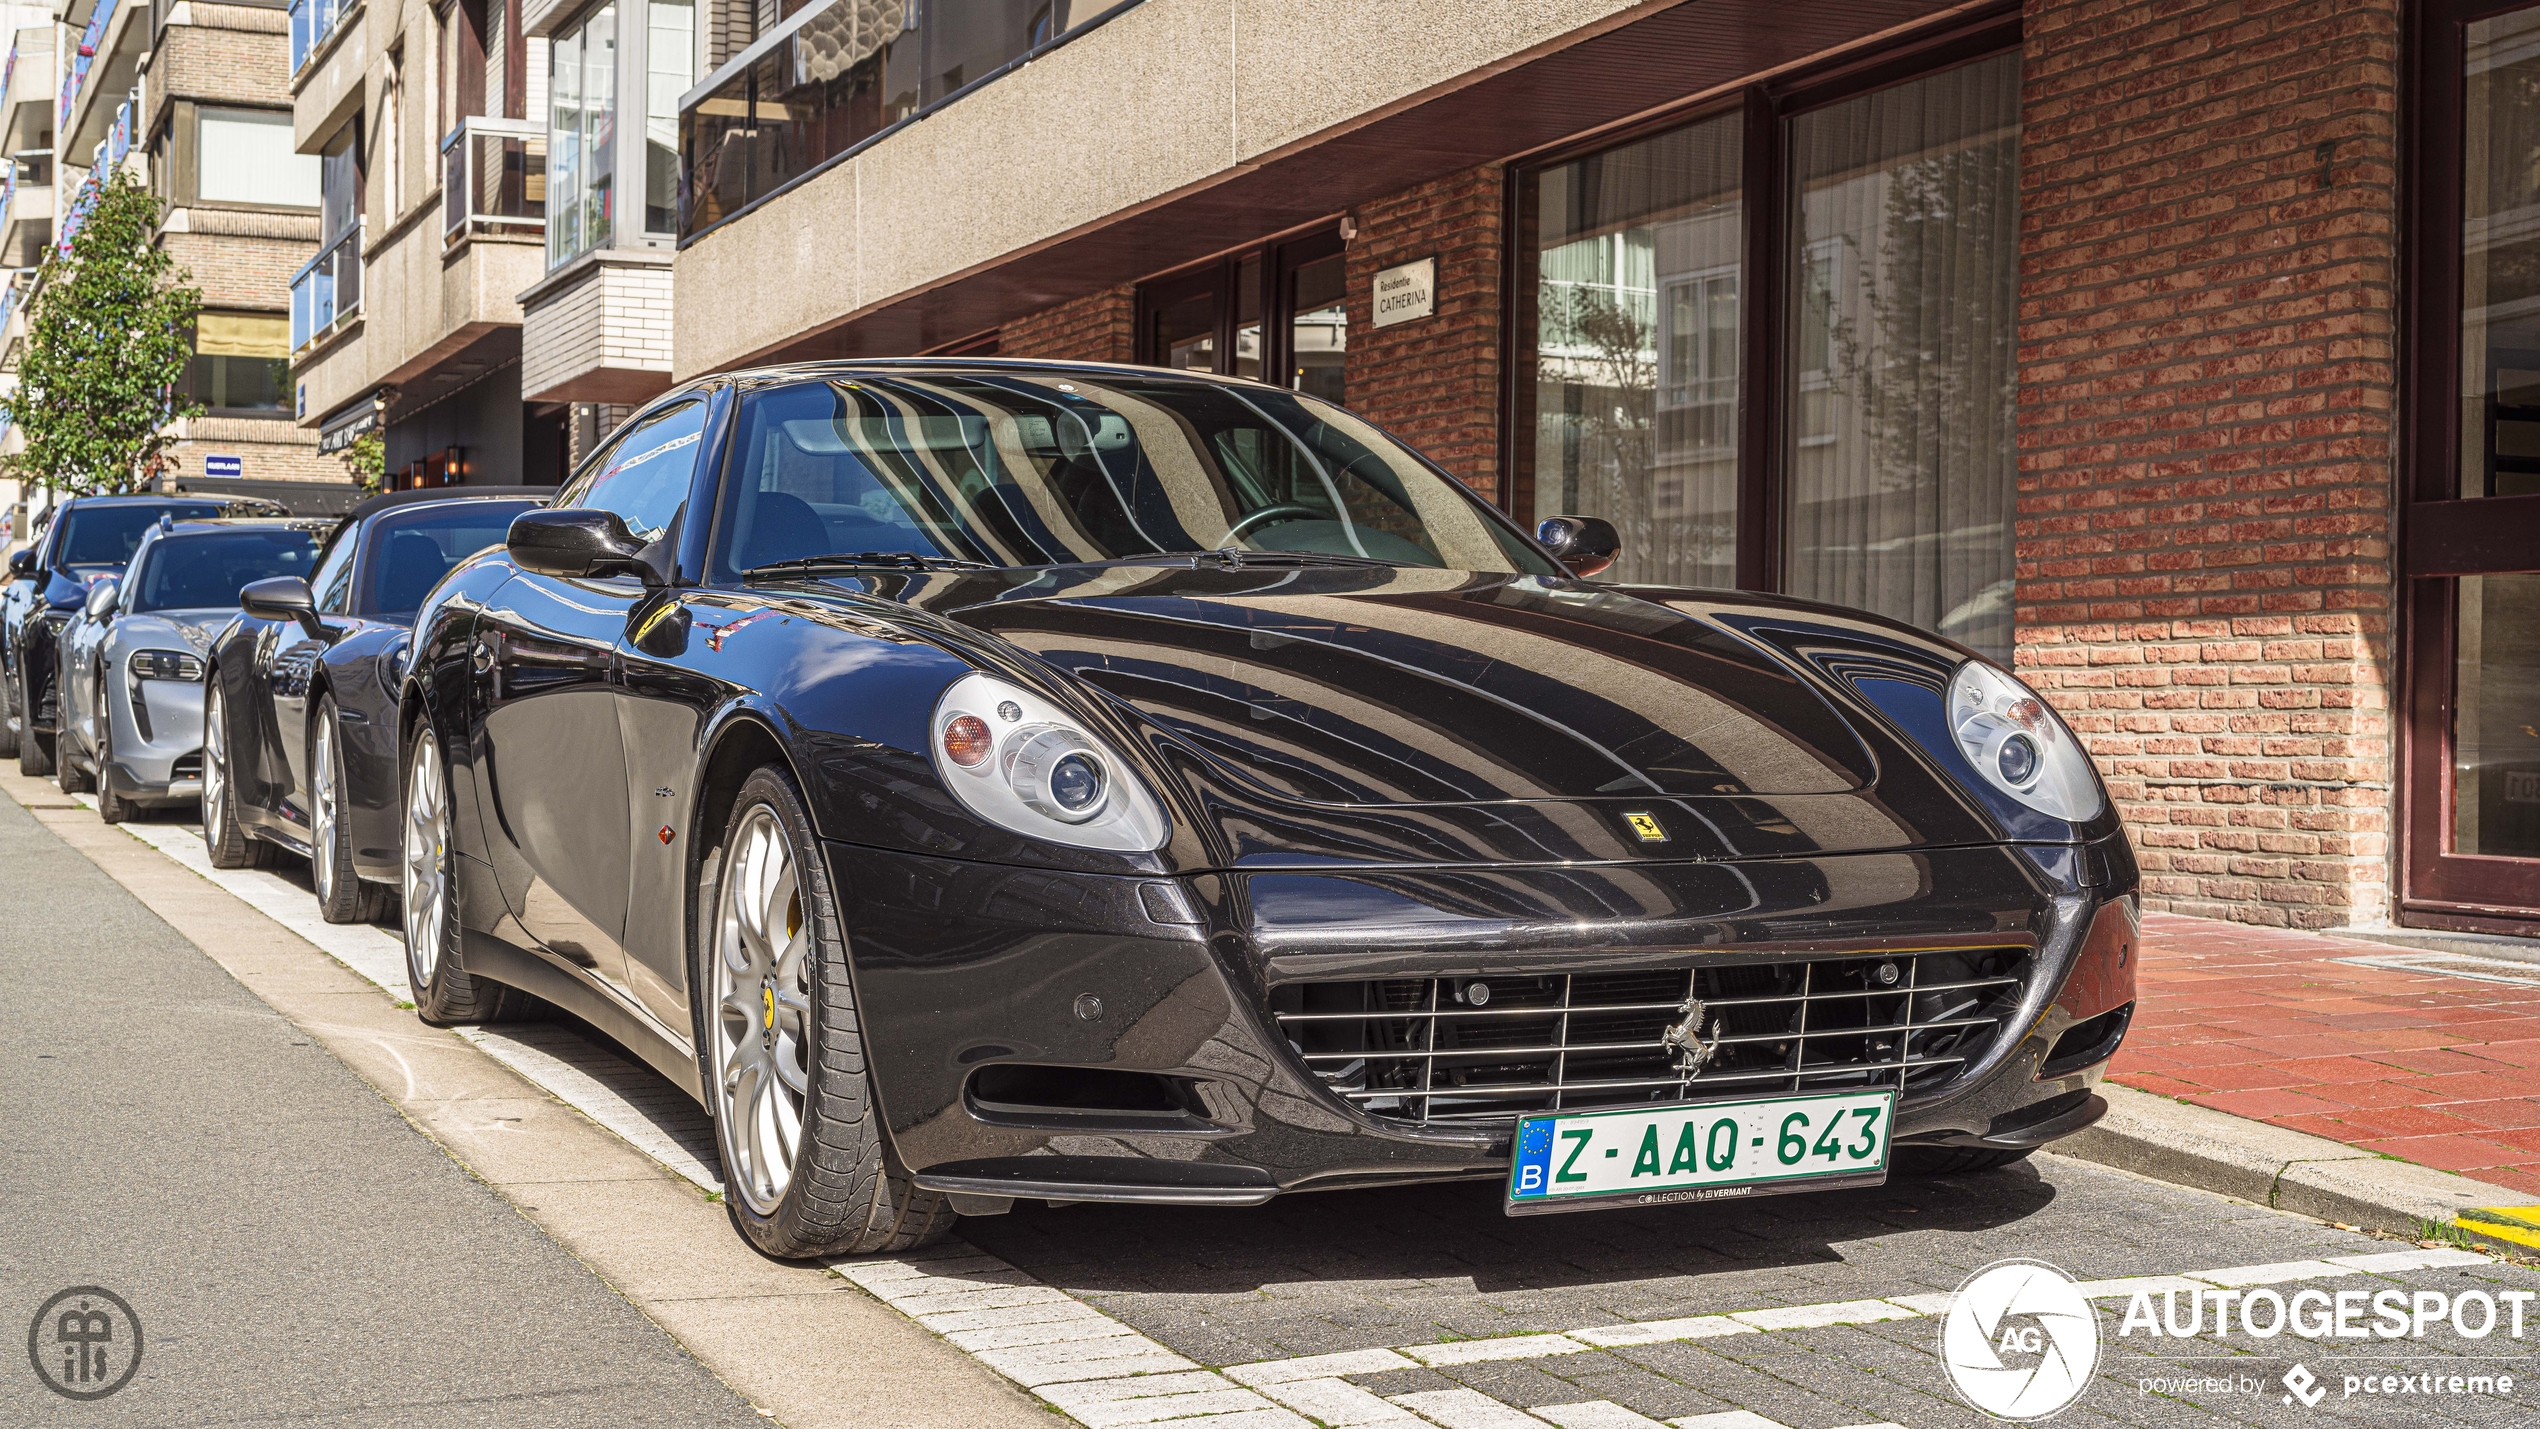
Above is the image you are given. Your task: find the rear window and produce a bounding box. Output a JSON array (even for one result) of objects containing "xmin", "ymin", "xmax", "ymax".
[
  {"xmin": 56, "ymin": 502, "xmax": 225, "ymax": 570},
  {"xmin": 361, "ymin": 500, "xmax": 539, "ymax": 615},
  {"xmin": 131, "ymin": 529, "xmax": 321, "ymax": 612}
]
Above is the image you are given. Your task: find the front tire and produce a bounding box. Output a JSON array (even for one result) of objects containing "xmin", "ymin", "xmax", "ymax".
[
  {"xmin": 201, "ymin": 679, "xmax": 268, "ymax": 868},
  {"xmin": 55, "ymin": 714, "xmax": 88, "ymax": 794},
  {"xmin": 402, "ymin": 716, "xmax": 528, "ymax": 1025},
  {"xmin": 17, "ymin": 669, "xmax": 50, "ymax": 776},
  {"xmin": 313, "ymin": 699, "xmax": 385, "ymax": 924},
  {"xmin": 0, "ymin": 661, "xmax": 19, "ymax": 759},
  {"xmin": 94, "ymin": 704, "xmax": 130, "ymax": 824},
  {"xmin": 699, "ymin": 765, "xmax": 954, "ymax": 1258}
]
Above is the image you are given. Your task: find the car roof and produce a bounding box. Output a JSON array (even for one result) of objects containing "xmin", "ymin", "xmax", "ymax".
[
  {"xmin": 131, "ymin": 517, "xmax": 337, "ymax": 554},
  {"xmin": 346, "ymin": 485, "xmax": 553, "ymax": 525},
  {"xmin": 712, "ymin": 356, "xmax": 1287, "ymax": 391},
  {"xmin": 63, "ymin": 492, "xmax": 288, "ymax": 511}
]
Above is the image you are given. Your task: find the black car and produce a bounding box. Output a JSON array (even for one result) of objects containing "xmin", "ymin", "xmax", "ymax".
[
  {"xmin": 395, "ymin": 361, "xmax": 2138, "ymax": 1257},
  {"xmin": 3, "ymin": 492, "xmax": 285, "ymax": 775},
  {"xmin": 202, "ymin": 488, "xmax": 546, "ymax": 924}
]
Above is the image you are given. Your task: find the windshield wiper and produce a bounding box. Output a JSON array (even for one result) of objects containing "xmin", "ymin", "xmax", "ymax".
[{"xmin": 745, "ymin": 552, "xmax": 998, "ymax": 579}]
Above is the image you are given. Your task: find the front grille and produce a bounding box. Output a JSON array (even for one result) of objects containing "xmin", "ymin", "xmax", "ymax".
[{"xmin": 1269, "ymin": 948, "xmax": 2030, "ymax": 1127}]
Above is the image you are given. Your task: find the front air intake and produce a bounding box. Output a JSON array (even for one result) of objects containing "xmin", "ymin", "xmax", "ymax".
[{"xmin": 1270, "ymin": 948, "xmax": 2031, "ymax": 1128}]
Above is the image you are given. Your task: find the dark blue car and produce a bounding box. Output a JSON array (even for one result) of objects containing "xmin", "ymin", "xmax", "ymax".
[{"xmin": 4, "ymin": 492, "xmax": 284, "ymax": 775}]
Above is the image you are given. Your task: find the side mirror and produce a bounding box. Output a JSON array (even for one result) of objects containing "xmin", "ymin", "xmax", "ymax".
[
  {"xmin": 240, "ymin": 575, "xmax": 327, "ymax": 640},
  {"xmin": 1536, "ymin": 516, "xmax": 1622, "ymax": 579},
  {"xmin": 84, "ymin": 578, "xmax": 119, "ymax": 619},
  {"xmin": 507, "ymin": 508, "xmax": 661, "ymax": 585},
  {"xmin": 7, "ymin": 548, "xmax": 34, "ymax": 579}
]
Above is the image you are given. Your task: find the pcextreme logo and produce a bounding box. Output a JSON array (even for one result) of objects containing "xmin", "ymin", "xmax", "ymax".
[{"xmin": 1941, "ymin": 1259, "xmax": 2101, "ymax": 1420}]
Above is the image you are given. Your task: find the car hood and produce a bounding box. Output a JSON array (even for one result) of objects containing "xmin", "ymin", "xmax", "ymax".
[
  {"xmin": 939, "ymin": 566, "xmax": 1878, "ymax": 806},
  {"xmin": 118, "ymin": 608, "xmax": 233, "ymax": 655}
]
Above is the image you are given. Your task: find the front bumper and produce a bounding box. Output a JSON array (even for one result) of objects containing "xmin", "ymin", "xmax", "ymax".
[
  {"xmin": 832, "ymin": 835, "xmax": 2139, "ymax": 1207},
  {"xmin": 102, "ymin": 678, "xmax": 207, "ymax": 803}
]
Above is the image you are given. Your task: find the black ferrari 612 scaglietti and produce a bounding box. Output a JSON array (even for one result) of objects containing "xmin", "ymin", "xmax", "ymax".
[
  {"xmin": 394, "ymin": 360, "xmax": 2137, "ymax": 1257},
  {"xmin": 202, "ymin": 488, "xmax": 546, "ymax": 923}
]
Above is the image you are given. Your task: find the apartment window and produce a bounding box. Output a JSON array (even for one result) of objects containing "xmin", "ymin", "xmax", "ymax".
[
  {"xmin": 682, "ymin": 0, "xmax": 1134, "ymax": 239},
  {"xmin": 186, "ymin": 313, "xmax": 291, "ymax": 413},
  {"xmin": 1136, "ymin": 231, "xmax": 1350, "ymax": 405},
  {"xmin": 646, "ymin": 0, "xmax": 694, "ymax": 233},
  {"xmin": 548, "ymin": 2, "xmax": 617, "ymax": 264},
  {"xmin": 199, "ymin": 108, "xmax": 319, "ymax": 206},
  {"xmin": 1510, "ymin": 28, "xmax": 2021, "ymax": 660}
]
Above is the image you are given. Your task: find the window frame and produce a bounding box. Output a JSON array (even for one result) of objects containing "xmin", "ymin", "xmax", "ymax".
[
  {"xmin": 1499, "ymin": 7, "xmax": 2022, "ymax": 594},
  {"xmin": 1134, "ymin": 227, "xmax": 1349, "ymax": 394},
  {"xmin": 2398, "ymin": 0, "xmax": 2540, "ymax": 930}
]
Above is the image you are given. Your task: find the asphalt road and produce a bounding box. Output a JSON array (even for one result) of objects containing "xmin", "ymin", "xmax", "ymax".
[{"xmin": 0, "ymin": 794, "xmax": 767, "ymax": 1428}]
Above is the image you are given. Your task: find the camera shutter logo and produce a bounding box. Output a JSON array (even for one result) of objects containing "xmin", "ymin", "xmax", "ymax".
[
  {"xmin": 27, "ymin": 1285, "xmax": 143, "ymax": 1401},
  {"xmin": 1940, "ymin": 1259, "xmax": 2098, "ymax": 1420}
]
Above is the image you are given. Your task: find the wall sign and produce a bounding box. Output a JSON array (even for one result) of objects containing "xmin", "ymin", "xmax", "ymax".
[
  {"xmin": 202, "ymin": 454, "xmax": 243, "ymax": 479},
  {"xmin": 1372, "ymin": 257, "xmax": 1437, "ymax": 329}
]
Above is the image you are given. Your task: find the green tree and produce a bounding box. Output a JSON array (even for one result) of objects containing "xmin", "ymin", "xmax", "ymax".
[
  {"xmin": 2, "ymin": 168, "xmax": 202, "ymax": 496},
  {"xmin": 339, "ymin": 431, "xmax": 385, "ymax": 495}
]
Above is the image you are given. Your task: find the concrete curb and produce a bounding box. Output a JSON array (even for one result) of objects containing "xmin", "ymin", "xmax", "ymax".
[{"xmin": 2053, "ymin": 1082, "xmax": 2526, "ymax": 1237}]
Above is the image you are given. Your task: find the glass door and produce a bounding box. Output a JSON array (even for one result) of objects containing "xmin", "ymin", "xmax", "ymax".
[{"xmin": 2404, "ymin": 0, "xmax": 2540, "ymax": 928}]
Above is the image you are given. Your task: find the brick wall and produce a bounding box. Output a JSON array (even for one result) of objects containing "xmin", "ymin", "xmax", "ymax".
[
  {"xmin": 1343, "ymin": 165, "xmax": 1504, "ymax": 497},
  {"xmin": 2015, "ymin": 0, "xmax": 2403, "ymax": 929},
  {"xmin": 998, "ymin": 284, "xmax": 1135, "ymax": 363}
]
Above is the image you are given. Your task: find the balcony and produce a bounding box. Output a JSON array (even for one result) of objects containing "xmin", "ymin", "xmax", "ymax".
[
  {"xmin": 289, "ymin": 0, "xmax": 355, "ymax": 76},
  {"xmin": 441, "ymin": 116, "xmax": 545, "ymax": 247},
  {"xmin": 291, "ymin": 221, "xmax": 362, "ymax": 353}
]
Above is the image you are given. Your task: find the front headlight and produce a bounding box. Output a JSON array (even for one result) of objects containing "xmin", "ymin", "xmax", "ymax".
[
  {"xmin": 928, "ymin": 672, "xmax": 1168, "ymax": 852},
  {"xmin": 129, "ymin": 649, "xmax": 205, "ymax": 683},
  {"xmin": 1946, "ymin": 661, "xmax": 2104, "ymax": 822}
]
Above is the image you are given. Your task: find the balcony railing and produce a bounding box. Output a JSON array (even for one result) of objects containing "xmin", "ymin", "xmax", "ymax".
[
  {"xmin": 678, "ymin": 0, "xmax": 1143, "ymax": 242},
  {"xmin": 62, "ymin": 0, "xmax": 118, "ymax": 125},
  {"xmin": 289, "ymin": 0, "xmax": 353, "ymax": 76},
  {"xmin": 290, "ymin": 222, "xmax": 362, "ymax": 351},
  {"xmin": 441, "ymin": 116, "xmax": 545, "ymax": 245}
]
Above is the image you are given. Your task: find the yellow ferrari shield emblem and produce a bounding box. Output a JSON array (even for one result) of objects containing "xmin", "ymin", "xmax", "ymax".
[{"xmin": 1625, "ymin": 812, "xmax": 1667, "ymax": 843}]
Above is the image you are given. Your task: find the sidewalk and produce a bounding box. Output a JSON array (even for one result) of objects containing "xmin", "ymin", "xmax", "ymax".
[{"xmin": 2115, "ymin": 911, "xmax": 2540, "ymax": 1199}]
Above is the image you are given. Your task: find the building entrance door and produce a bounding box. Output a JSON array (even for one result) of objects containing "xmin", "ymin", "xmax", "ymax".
[{"xmin": 2404, "ymin": 0, "xmax": 2540, "ymax": 930}]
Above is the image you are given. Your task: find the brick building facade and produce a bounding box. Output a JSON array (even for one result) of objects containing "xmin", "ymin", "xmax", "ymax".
[{"xmin": 669, "ymin": 0, "xmax": 2540, "ymax": 939}]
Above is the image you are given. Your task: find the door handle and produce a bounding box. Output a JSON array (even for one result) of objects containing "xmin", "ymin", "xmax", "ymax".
[{"xmin": 471, "ymin": 640, "xmax": 493, "ymax": 673}]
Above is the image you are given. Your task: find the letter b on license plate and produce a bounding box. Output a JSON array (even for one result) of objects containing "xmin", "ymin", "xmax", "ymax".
[{"xmin": 1506, "ymin": 1090, "xmax": 1894, "ymax": 1214}]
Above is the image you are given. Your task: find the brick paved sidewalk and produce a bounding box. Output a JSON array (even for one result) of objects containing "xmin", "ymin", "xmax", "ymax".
[{"xmin": 2113, "ymin": 911, "xmax": 2540, "ymax": 1199}]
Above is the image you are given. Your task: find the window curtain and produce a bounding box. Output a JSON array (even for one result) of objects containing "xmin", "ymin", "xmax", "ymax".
[
  {"xmin": 1782, "ymin": 51, "xmax": 2022, "ymax": 661},
  {"xmin": 1527, "ymin": 112, "xmax": 1744, "ymax": 589}
]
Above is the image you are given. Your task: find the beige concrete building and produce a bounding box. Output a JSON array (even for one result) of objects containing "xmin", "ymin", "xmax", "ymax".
[
  {"xmin": 286, "ymin": 0, "xmax": 567, "ymax": 485},
  {"xmin": 0, "ymin": 0, "xmax": 342, "ymax": 514}
]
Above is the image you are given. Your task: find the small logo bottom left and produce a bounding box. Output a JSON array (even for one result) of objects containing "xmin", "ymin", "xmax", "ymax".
[{"xmin": 27, "ymin": 1285, "xmax": 144, "ymax": 1401}]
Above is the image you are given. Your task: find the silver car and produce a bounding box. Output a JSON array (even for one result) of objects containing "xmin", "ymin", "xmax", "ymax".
[{"xmin": 55, "ymin": 517, "xmax": 329, "ymax": 821}]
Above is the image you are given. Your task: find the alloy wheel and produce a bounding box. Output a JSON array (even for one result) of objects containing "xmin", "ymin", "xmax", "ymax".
[
  {"xmin": 203, "ymin": 685, "xmax": 228, "ymax": 833},
  {"xmin": 312, "ymin": 717, "xmax": 338, "ymax": 904},
  {"xmin": 402, "ymin": 734, "xmax": 447, "ymax": 984},
  {"xmin": 709, "ymin": 807, "xmax": 812, "ymax": 1216}
]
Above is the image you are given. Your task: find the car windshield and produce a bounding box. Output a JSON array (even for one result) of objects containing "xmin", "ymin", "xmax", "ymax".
[
  {"xmin": 132, "ymin": 529, "xmax": 321, "ymax": 612},
  {"xmin": 709, "ymin": 372, "xmax": 1558, "ymax": 580},
  {"xmin": 56, "ymin": 502, "xmax": 225, "ymax": 572},
  {"xmin": 362, "ymin": 500, "xmax": 540, "ymax": 615}
]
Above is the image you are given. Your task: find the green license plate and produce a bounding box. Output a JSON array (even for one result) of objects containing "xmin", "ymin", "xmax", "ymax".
[{"xmin": 1505, "ymin": 1090, "xmax": 1894, "ymax": 1215}]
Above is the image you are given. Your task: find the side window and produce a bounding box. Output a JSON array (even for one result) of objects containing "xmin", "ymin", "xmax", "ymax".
[
  {"xmin": 564, "ymin": 400, "xmax": 710, "ymax": 543},
  {"xmin": 310, "ymin": 530, "xmax": 358, "ymax": 613}
]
